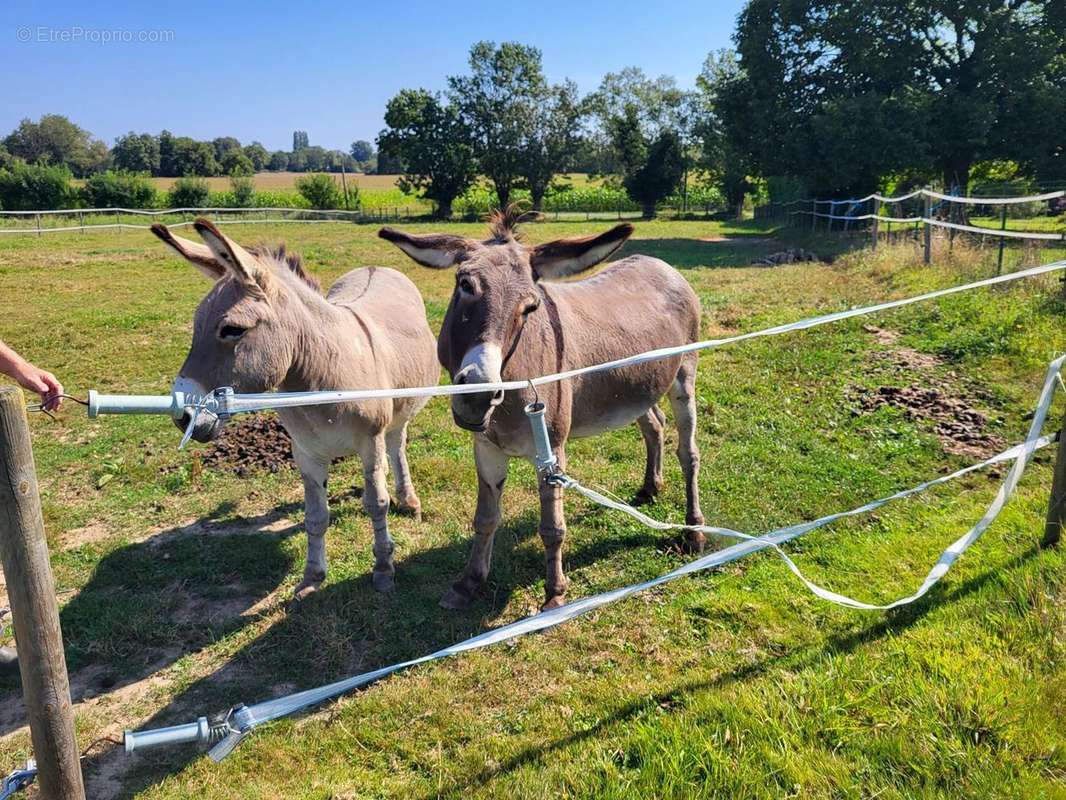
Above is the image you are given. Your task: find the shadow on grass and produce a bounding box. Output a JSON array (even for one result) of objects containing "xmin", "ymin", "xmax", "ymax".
[
  {"xmin": 421, "ymin": 544, "xmax": 1048, "ymax": 799},
  {"xmin": 26, "ymin": 476, "xmax": 664, "ymax": 797}
]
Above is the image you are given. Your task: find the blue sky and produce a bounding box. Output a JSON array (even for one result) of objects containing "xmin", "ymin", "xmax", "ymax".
[{"xmin": 1, "ymin": 0, "xmax": 743, "ymax": 152}]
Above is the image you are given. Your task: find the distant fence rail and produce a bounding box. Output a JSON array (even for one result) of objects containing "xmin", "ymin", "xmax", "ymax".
[{"xmin": 0, "ymin": 200, "xmax": 728, "ymax": 235}]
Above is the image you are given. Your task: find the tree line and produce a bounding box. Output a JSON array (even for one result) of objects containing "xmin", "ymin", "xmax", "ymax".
[{"xmin": 0, "ymin": 115, "xmax": 382, "ymax": 179}]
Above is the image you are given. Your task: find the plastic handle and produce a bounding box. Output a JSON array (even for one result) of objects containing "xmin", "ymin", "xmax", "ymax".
[
  {"xmin": 124, "ymin": 717, "xmax": 209, "ymax": 753},
  {"xmin": 88, "ymin": 390, "xmax": 187, "ymax": 419}
]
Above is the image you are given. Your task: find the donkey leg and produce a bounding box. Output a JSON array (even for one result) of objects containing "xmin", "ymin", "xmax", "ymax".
[
  {"xmin": 540, "ymin": 448, "xmax": 570, "ymax": 611},
  {"xmin": 633, "ymin": 406, "xmax": 666, "ymax": 505},
  {"xmin": 440, "ymin": 438, "xmax": 509, "ymax": 610},
  {"xmin": 386, "ymin": 423, "xmax": 421, "ymax": 522},
  {"xmin": 293, "ymin": 444, "xmax": 330, "ymax": 602},
  {"xmin": 669, "ymin": 354, "xmax": 706, "ymax": 553},
  {"xmin": 360, "ymin": 432, "xmax": 396, "ymax": 593}
]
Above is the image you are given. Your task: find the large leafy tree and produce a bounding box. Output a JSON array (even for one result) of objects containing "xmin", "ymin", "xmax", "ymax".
[
  {"xmin": 378, "ymin": 89, "xmax": 477, "ymax": 219},
  {"xmin": 518, "ymin": 80, "xmax": 582, "ymax": 210},
  {"xmin": 694, "ymin": 50, "xmax": 754, "ymax": 214},
  {"xmin": 3, "ymin": 114, "xmax": 107, "ymax": 177},
  {"xmin": 723, "ymin": 0, "xmax": 1064, "ymax": 195},
  {"xmin": 111, "ymin": 132, "xmax": 161, "ymax": 174},
  {"xmin": 610, "ymin": 103, "xmax": 686, "ymax": 218},
  {"xmin": 585, "ymin": 67, "xmax": 694, "ymax": 177},
  {"xmin": 449, "ymin": 41, "xmax": 547, "ymax": 208}
]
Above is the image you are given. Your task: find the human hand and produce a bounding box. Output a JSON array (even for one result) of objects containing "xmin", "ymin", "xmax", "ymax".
[{"xmin": 12, "ymin": 361, "xmax": 63, "ymax": 411}]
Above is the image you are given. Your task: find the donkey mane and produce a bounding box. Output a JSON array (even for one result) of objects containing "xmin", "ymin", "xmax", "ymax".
[
  {"xmin": 487, "ymin": 204, "xmax": 537, "ymax": 243},
  {"xmin": 249, "ymin": 243, "xmax": 321, "ymax": 292}
]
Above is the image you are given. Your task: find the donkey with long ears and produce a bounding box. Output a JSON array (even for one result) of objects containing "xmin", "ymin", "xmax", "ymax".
[
  {"xmin": 380, "ymin": 208, "xmax": 704, "ymax": 611},
  {"xmin": 152, "ymin": 219, "xmax": 439, "ymax": 600}
]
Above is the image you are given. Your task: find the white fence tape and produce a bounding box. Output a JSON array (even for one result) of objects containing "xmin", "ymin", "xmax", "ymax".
[
  {"xmin": 182, "ymin": 354, "xmax": 1063, "ymax": 759},
  {"xmin": 790, "ymin": 210, "xmax": 1063, "ymax": 239},
  {"xmin": 800, "ymin": 188, "xmax": 1064, "ymax": 207},
  {"xmin": 924, "ymin": 217, "xmax": 1064, "ymax": 241}
]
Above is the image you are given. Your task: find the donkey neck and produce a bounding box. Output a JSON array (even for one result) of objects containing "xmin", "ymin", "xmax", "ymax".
[{"xmin": 277, "ymin": 279, "xmax": 365, "ymax": 393}]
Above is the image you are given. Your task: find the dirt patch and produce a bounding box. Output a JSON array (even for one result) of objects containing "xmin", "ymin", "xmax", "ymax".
[
  {"xmin": 850, "ymin": 384, "xmax": 1005, "ymax": 459},
  {"xmin": 863, "ymin": 325, "xmax": 944, "ymax": 371},
  {"xmin": 202, "ymin": 414, "xmax": 294, "ymax": 476},
  {"xmin": 751, "ymin": 248, "xmax": 829, "ymax": 267}
]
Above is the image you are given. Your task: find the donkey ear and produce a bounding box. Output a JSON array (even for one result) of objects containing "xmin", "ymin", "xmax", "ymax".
[
  {"xmin": 192, "ymin": 218, "xmax": 269, "ymax": 291},
  {"xmin": 378, "ymin": 227, "xmax": 474, "ymax": 269},
  {"xmin": 530, "ymin": 223, "xmax": 634, "ymax": 280},
  {"xmin": 150, "ymin": 224, "xmax": 225, "ymax": 280}
]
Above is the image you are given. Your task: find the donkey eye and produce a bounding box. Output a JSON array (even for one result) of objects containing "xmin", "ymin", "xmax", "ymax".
[
  {"xmin": 458, "ymin": 277, "xmax": 475, "ymax": 294},
  {"xmin": 219, "ymin": 325, "xmax": 247, "ymax": 341}
]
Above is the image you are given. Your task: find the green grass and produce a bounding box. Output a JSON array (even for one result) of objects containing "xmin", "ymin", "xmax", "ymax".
[{"xmin": 0, "ymin": 220, "xmax": 1064, "ymax": 798}]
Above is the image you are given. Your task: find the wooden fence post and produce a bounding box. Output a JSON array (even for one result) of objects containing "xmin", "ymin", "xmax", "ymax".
[
  {"xmin": 0, "ymin": 385, "xmax": 85, "ymax": 800},
  {"xmin": 923, "ymin": 190, "xmax": 932, "ymax": 264},
  {"xmin": 1044, "ymin": 412, "xmax": 1066, "ymax": 548}
]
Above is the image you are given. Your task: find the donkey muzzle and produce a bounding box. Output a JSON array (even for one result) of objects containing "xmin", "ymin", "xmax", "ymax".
[{"xmin": 173, "ymin": 408, "xmax": 223, "ymax": 443}]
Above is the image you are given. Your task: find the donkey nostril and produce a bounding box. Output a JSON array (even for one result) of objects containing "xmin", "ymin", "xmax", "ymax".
[{"xmin": 455, "ymin": 374, "xmax": 467, "ymax": 385}]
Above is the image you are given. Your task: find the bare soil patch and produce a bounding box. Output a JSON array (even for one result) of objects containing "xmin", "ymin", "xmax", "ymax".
[
  {"xmin": 850, "ymin": 384, "xmax": 1004, "ymax": 459},
  {"xmin": 852, "ymin": 325, "xmax": 1004, "ymax": 459},
  {"xmin": 202, "ymin": 414, "xmax": 294, "ymax": 476}
]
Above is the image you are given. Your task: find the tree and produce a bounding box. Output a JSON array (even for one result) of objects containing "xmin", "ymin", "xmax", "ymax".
[
  {"xmin": 378, "ymin": 88, "xmax": 477, "ymax": 219},
  {"xmin": 111, "ymin": 132, "xmax": 161, "ymax": 174},
  {"xmin": 292, "ymin": 130, "xmax": 309, "ymax": 152},
  {"xmin": 170, "ymin": 138, "xmax": 219, "ymax": 176},
  {"xmin": 350, "ymin": 140, "xmax": 375, "ymax": 164},
  {"xmin": 211, "ymin": 136, "xmax": 242, "ymax": 164},
  {"xmin": 221, "ymin": 149, "xmax": 254, "ymax": 176},
  {"xmin": 3, "ymin": 114, "xmax": 107, "ymax": 176},
  {"xmin": 268, "ymin": 150, "xmax": 290, "ymax": 171},
  {"xmin": 518, "ymin": 80, "xmax": 581, "ymax": 210},
  {"xmin": 288, "ymin": 149, "xmax": 308, "ymax": 172},
  {"xmin": 449, "ymin": 41, "xmax": 547, "ymax": 208},
  {"xmin": 694, "ymin": 50, "xmax": 754, "ymax": 214},
  {"xmin": 610, "ymin": 104, "xmax": 685, "ymax": 218},
  {"xmin": 724, "ymin": 0, "xmax": 1064, "ymax": 196},
  {"xmin": 244, "ymin": 142, "xmax": 269, "ymax": 171},
  {"xmin": 375, "ymin": 149, "xmax": 403, "ymax": 175}
]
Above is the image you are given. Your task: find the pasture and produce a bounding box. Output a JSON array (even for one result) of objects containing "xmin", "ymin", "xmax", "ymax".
[{"xmin": 0, "ymin": 219, "xmax": 1064, "ymax": 798}]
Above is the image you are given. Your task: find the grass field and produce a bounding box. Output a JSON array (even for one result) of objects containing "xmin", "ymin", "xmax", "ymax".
[
  {"xmin": 138, "ymin": 172, "xmax": 604, "ymax": 192},
  {"xmin": 0, "ymin": 220, "xmax": 1064, "ymax": 798}
]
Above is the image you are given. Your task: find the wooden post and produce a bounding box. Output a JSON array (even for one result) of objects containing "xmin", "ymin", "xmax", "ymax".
[
  {"xmin": 1044, "ymin": 415, "xmax": 1066, "ymax": 548},
  {"xmin": 996, "ymin": 205, "xmax": 1008, "ymax": 276},
  {"xmin": 0, "ymin": 385, "xmax": 85, "ymax": 799},
  {"xmin": 922, "ymin": 191, "xmax": 932, "ymax": 264},
  {"xmin": 35, "ymin": 214, "xmax": 41, "ymax": 237},
  {"xmin": 339, "ymin": 164, "xmax": 350, "ymax": 211}
]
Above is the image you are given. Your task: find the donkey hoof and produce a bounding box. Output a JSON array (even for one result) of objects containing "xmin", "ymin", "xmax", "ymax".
[
  {"xmin": 439, "ymin": 585, "xmax": 473, "ymax": 610},
  {"xmin": 632, "ymin": 489, "xmax": 657, "ymax": 507},
  {"xmin": 540, "ymin": 595, "xmax": 567, "ymax": 612},
  {"xmin": 373, "ymin": 570, "xmax": 396, "ymax": 594},
  {"xmin": 682, "ymin": 531, "xmax": 707, "ymax": 555},
  {"xmin": 291, "ymin": 579, "xmax": 322, "ymax": 605},
  {"xmin": 397, "ymin": 503, "xmax": 422, "ymax": 523}
]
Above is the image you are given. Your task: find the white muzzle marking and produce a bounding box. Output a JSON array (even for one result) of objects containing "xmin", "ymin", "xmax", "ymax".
[{"xmin": 455, "ymin": 343, "xmax": 503, "ymax": 386}]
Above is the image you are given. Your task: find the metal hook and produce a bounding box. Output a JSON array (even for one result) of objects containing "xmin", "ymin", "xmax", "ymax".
[{"xmin": 527, "ymin": 378, "xmax": 540, "ymax": 406}]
